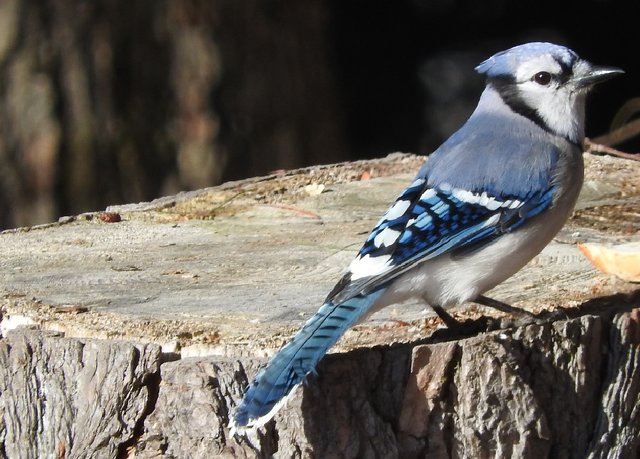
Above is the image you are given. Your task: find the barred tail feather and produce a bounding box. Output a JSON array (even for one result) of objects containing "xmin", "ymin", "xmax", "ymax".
[{"xmin": 231, "ymin": 289, "xmax": 384, "ymax": 431}]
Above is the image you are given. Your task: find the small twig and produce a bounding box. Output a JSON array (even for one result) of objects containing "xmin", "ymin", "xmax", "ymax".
[
  {"xmin": 591, "ymin": 119, "xmax": 640, "ymax": 147},
  {"xmin": 584, "ymin": 138, "xmax": 640, "ymax": 162},
  {"xmin": 609, "ymin": 97, "xmax": 640, "ymax": 130},
  {"xmin": 269, "ymin": 204, "xmax": 322, "ymax": 220},
  {"xmin": 610, "ymin": 97, "xmax": 640, "ymax": 131}
]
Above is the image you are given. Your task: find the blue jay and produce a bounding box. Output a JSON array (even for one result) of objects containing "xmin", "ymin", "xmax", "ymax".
[{"xmin": 230, "ymin": 42, "xmax": 622, "ymax": 431}]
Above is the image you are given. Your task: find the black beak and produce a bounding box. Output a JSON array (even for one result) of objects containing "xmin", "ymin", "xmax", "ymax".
[{"xmin": 572, "ymin": 64, "xmax": 624, "ymax": 89}]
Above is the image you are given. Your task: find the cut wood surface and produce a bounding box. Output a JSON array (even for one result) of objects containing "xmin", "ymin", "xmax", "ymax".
[{"xmin": 0, "ymin": 152, "xmax": 639, "ymax": 458}]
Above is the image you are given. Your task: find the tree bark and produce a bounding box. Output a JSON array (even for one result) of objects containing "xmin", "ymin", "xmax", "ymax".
[
  {"xmin": 4, "ymin": 302, "xmax": 640, "ymax": 458},
  {"xmin": 0, "ymin": 330, "xmax": 161, "ymax": 459}
]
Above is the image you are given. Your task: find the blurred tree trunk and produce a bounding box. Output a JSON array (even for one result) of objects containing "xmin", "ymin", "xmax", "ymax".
[{"xmin": 0, "ymin": 0, "xmax": 347, "ymax": 229}]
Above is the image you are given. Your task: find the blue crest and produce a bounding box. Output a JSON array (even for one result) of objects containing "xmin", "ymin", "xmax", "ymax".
[{"xmin": 475, "ymin": 42, "xmax": 579, "ymax": 78}]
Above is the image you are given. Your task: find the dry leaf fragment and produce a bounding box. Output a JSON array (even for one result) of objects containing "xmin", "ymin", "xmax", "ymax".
[{"xmin": 578, "ymin": 242, "xmax": 640, "ymax": 282}]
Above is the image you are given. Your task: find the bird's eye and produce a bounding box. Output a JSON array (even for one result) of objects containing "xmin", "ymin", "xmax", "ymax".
[{"xmin": 533, "ymin": 71, "xmax": 552, "ymax": 86}]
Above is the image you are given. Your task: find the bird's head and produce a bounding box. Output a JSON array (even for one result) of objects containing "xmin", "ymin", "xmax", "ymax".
[{"xmin": 476, "ymin": 42, "xmax": 623, "ymax": 144}]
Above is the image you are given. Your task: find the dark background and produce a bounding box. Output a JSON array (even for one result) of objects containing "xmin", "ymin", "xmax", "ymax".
[{"xmin": 0, "ymin": 0, "xmax": 636, "ymax": 229}]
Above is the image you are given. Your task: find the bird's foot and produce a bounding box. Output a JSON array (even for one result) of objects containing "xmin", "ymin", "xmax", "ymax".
[
  {"xmin": 474, "ymin": 295, "xmax": 539, "ymax": 322},
  {"xmin": 473, "ymin": 295, "xmax": 567, "ymax": 327},
  {"xmin": 431, "ymin": 305, "xmax": 503, "ymax": 336}
]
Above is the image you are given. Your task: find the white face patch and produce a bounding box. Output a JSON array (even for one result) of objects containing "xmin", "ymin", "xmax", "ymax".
[
  {"xmin": 512, "ymin": 53, "xmax": 586, "ymax": 143},
  {"xmin": 514, "ymin": 54, "xmax": 562, "ymax": 82},
  {"xmin": 519, "ymin": 82, "xmax": 584, "ymax": 143},
  {"xmin": 373, "ymin": 227, "xmax": 401, "ymax": 248},
  {"xmin": 349, "ymin": 254, "xmax": 392, "ymax": 280}
]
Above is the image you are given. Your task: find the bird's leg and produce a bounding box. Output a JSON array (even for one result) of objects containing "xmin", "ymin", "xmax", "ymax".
[
  {"xmin": 431, "ymin": 305, "xmax": 462, "ymax": 329},
  {"xmin": 431, "ymin": 304, "xmax": 499, "ymax": 334},
  {"xmin": 431, "ymin": 296, "xmax": 538, "ymax": 333},
  {"xmin": 474, "ymin": 295, "xmax": 537, "ymax": 318}
]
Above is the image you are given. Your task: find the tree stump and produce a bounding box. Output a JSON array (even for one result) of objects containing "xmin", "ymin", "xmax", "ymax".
[{"xmin": 0, "ymin": 153, "xmax": 639, "ymax": 458}]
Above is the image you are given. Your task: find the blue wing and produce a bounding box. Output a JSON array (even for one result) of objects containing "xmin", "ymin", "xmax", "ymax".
[{"xmin": 328, "ymin": 177, "xmax": 556, "ymax": 304}]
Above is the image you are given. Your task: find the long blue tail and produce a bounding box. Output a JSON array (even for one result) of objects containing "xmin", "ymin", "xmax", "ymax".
[{"xmin": 232, "ymin": 289, "xmax": 384, "ymax": 429}]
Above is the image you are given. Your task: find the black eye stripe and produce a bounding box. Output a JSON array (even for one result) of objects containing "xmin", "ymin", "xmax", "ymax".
[{"xmin": 488, "ymin": 76, "xmax": 575, "ymax": 144}]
